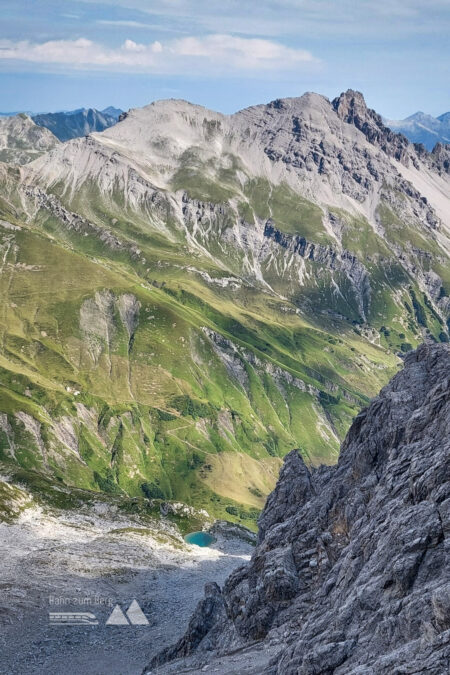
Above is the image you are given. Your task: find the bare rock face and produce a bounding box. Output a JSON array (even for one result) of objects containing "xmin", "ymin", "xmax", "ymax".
[
  {"xmin": 333, "ymin": 90, "xmax": 450, "ymax": 178},
  {"xmin": 332, "ymin": 89, "xmax": 412, "ymax": 165},
  {"xmin": 151, "ymin": 583, "xmax": 230, "ymax": 666},
  {"xmin": 149, "ymin": 343, "xmax": 450, "ymax": 674},
  {"xmin": 431, "ymin": 142, "xmax": 450, "ymax": 175},
  {"xmin": 0, "ymin": 114, "xmax": 59, "ymax": 164}
]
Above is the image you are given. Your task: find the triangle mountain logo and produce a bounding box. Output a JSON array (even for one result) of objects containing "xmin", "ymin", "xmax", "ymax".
[
  {"xmin": 105, "ymin": 600, "xmax": 149, "ymax": 626},
  {"xmin": 105, "ymin": 604, "xmax": 129, "ymax": 626},
  {"xmin": 126, "ymin": 599, "xmax": 149, "ymax": 625}
]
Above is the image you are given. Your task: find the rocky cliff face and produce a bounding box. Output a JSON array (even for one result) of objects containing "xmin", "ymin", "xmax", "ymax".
[
  {"xmin": 332, "ymin": 89, "xmax": 414, "ymax": 166},
  {"xmin": 150, "ymin": 343, "xmax": 450, "ymax": 674}
]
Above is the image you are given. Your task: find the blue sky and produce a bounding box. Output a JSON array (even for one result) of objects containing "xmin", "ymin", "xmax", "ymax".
[{"xmin": 1, "ymin": 0, "xmax": 449, "ymax": 118}]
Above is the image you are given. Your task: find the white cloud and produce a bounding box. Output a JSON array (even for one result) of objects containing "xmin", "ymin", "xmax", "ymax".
[
  {"xmin": 0, "ymin": 34, "xmax": 317, "ymax": 74},
  {"xmin": 96, "ymin": 19, "xmax": 186, "ymax": 32},
  {"xmin": 171, "ymin": 34, "xmax": 314, "ymax": 68},
  {"xmin": 97, "ymin": 19, "xmax": 162, "ymax": 28},
  {"xmin": 78, "ymin": 0, "xmax": 450, "ymax": 38}
]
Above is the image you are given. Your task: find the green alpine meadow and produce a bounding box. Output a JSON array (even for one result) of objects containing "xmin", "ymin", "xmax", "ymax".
[{"xmin": 0, "ymin": 91, "xmax": 449, "ymax": 529}]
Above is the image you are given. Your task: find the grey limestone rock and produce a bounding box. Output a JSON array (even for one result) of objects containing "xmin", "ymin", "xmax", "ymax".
[{"xmin": 149, "ymin": 343, "xmax": 450, "ymax": 674}]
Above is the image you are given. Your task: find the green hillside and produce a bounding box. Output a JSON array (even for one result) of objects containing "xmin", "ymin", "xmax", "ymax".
[{"xmin": 0, "ymin": 102, "xmax": 448, "ymax": 529}]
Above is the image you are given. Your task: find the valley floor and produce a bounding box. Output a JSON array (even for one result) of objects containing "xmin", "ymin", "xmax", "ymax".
[{"xmin": 0, "ymin": 507, "xmax": 252, "ymax": 675}]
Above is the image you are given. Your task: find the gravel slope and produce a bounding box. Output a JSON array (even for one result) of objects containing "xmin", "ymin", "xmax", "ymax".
[{"xmin": 0, "ymin": 506, "xmax": 252, "ymax": 674}]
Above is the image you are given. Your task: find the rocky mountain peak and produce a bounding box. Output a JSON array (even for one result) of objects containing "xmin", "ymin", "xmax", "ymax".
[
  {"xmin": 333, "ymin": 91, "xmax": 450, "ymax": 176},
  {"xmin": 333, "ymin": 88, "xmax": 413, "ymax": 163},
  {"xmin": 332, "ymin": 88, "xmax": 370, "ymax": 122},
  {"xmin": 149, "ymin": 343, "xmax": 450, "ymax": 674},
  {"xmin": 265, "ymin": 91, "xmax": 330, "ymax": 111},
  {"xmin": 257, "ymin": 448, "xmax": 315, "ymax": 543}
]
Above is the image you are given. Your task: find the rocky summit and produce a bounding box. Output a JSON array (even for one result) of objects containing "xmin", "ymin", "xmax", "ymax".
[{"xmin": 149, "ymin": 343, "xmax": 450, "ymax": 674}]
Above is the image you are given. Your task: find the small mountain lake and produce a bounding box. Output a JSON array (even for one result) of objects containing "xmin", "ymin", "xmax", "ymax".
[{"xmin": 184, "ymin": 531, "xmax": 216, "ymax": 547}]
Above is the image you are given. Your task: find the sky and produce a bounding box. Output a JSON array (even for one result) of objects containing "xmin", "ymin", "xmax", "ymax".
[{"xmin": 0, "ymin": 0, "xmax": 449, "ymax": 119}]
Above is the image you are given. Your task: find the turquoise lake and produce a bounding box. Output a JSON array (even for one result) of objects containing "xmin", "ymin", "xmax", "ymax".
[{"xmin": 184, "ymin": 531, "xmax": 216, "ymax": 547}]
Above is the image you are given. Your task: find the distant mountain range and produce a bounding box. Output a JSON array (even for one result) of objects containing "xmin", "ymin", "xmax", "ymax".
[
  {"xmin": 0, "ymin": 106, "xmax": 122, "ymax": 141},
  {"xmin": 0, "ymin": 106, "xmax": 124, "ymax": 164},
  {"xmin": 385, "ymin": 111, "xmax": 450, "ymax": 150},
  {"xmin": 32, "ymin": 107, "xmax": 123, "ymax": 141},
  {"xmin": 3, "ymin": 104, "xmax": 449, "ymax": 150}
]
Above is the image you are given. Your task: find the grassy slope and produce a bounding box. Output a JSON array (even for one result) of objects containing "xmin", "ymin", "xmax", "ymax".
[{"xmin": 0, "ymin": 154, "xmax": 448, "ymax": 527}]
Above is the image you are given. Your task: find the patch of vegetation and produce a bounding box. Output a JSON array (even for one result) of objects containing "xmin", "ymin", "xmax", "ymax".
[
  {"xmin": 154, "ymin": 408, "xmax": 177, "ymax": 422},
  {"xmin": 170, "ymin": 395, "xmax": 216, "ymax": 419},
  {"xmin": 225, "ymin": 504, "xmax": 260, "ymax": 522},
  {"xmin": 248, "ymin": 486, "xmax": 264, "ymax": 499},
  {"xmin": 93, "ymin": 469, "xmax": 121, "ymax": 495},
  {"xmin": 409, "ymin": 288, "xmax": 427, "ymax": 327},
  {"xmin": 141, "ymin": 481, "xmax": 164, "ymax": 500}
]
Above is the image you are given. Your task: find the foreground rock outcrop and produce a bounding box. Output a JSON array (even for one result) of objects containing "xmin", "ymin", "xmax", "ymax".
[{"xmin": 149, "ymin": 343, "xmax": 450, "ymax": 674}]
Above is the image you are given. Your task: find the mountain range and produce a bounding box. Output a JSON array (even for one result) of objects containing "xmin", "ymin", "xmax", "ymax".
[
  {"xmin": 0, "ymin": 106, "xmax": 122, "ymax": 142},
  {"xmin": 0, "ymin": 107, "xmax": 123, "ymax": 164},
  {"xmin": 3, "ymin": 104, "xmax": 450, "ymax": 152},
  {"xmin": 0, "ymin": 89, "xmax": 449, "ymax": 529},
  {"xmin": 385, "ymin": 111, "xmax": 450, "ymax": 150},
  {"xmin": 31, "ymin": 106, "xmax": 123, "ymax": 141}
]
